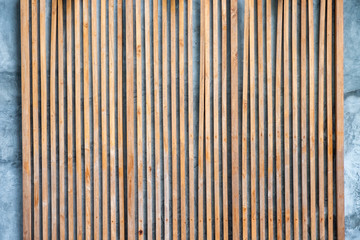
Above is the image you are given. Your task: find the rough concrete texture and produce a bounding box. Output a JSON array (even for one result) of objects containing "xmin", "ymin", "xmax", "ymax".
[{"xmin": 0, "ymin": 0, "xmax": 360, "ymax": 239}]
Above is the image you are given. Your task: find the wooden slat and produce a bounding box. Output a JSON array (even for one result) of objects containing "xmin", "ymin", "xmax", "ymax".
[
  {"xmin": 326, "ymin": 0, "xmax": 334, "ymax": 238},
  {"xmin": 204, "ymin": 0, "xmax": 212, "ymax": 238},
  {"xmin": 308, "ymin": 0, "xmax": 316, "ymax": 238},
  {"xmin": 179, "ymin": 0, "xmax": 186, "ymax": 238},
  {"xmin": 50, "ymin": 0, "xmax": 58, "ymax": 238},
  {"xmin": 221, "ymin": 0, "xmax": 228, "ymax": 238},
  {"xmin": 125, "ymin": 0, "xmax": 136, "ymax": 238},
  {"xmin": 66, "ymin": 0, "xmax": 74, "ymax": 237},
  {"xmin": 162, "ymin": 0, "xmax": 170, "ymax": 238},
  {"xmin": 275, "ymin": 0, "xmax": 283, "ymax": 238},
  {"xmin": 249, "ymin": 0, "xmax": 256, "ymax": 237},
  {"xmin": 283, "ymin": 0, "xmax": 291, "ymax": 238},
  {"xmin": 153, "ymin": 0, "xmax": 162, "ymax": 238},
  {"xmin": 144, "ymin": 1, "xmax": 153, "ymax": 238},
  {"xmin": 241, "ymin": 0, "xmax": 249, "ymax": 237},
  {"xmin": 74, "ymin": 0, "xmax": 83, "ymax": 238},
  {"xmin": 135, "ymin": 0, "xmax": 144, "ymax": 238},
  {"xmin": 31, "ymin": 0, "xmax": 40, "ymax": 238},
  {"xmin": 291, "ymin": 0, "xmax": 299, "ymax": 238},
  {"xmin": 265, "ymin": 0, "xmax": 274, "ymax": 238},
  {"xmin": 335, "ymin": 0, "xmax": 345, "ymax": 238},
  {"xmin": 117, "ymin": 0, "xmax": 125, "ymax": 238},
  {"xmin": 256, "ymin": 0, "xmax": 265, "ymax": 238},
  {"xmin": 58, "ymin": 0, "xmax": 65, "ymax": 238},
  {"xmin": 318, "ymin": 0, "xmax": 326, "ymax": 238},
  {"xmin": 170, "ymin": 0, "xmax": 178, "ymax": 238},
  {"xmin": 108, "ymin": 0, "xmax": 116, "ymax": 238},
  {"xmin": 83, "ymin": 0, "xmax": 91, "ymax": 238},
  {"xmin": 91, "ymin": 0, "xmax": 100, "ymax": 238},
  {"xmin": 188, "ymin": 0, "xmax": 195, "ymax": 238},
  {"xmin": 198, "ymin": 0, "xmax": 205, "ymax": 238},
  {"xmin": 20, "ymin": 0, "xmax": 31, "ymax": 237},
  {"xmin": 40, "ymin": 0, "xmax": 49, "ymax": 237},
  {"xmin": 300, "ymin": 0, "xmax": 308, "ymax": 237},
  {"xmin": 100, "ymin": 0, "xmax": 108, "ymax": 237},
  {"xmin": 213, "ymin": 0, "xmax": 220, "ymax": 239}
]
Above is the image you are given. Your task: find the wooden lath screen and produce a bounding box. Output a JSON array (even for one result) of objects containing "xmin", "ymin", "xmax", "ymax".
[{"xmin": 20, "ymin": 0, "xmax": 344, "ymax": 239}]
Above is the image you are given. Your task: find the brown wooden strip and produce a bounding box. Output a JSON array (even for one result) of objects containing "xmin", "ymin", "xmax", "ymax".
[
  {"xmin": 265, "ymin": 0, "xmax": 274, "ymax": 238},
  {"xmin": 198, "ymin": 0, "xmax": 205, "ymax": 238},
  {"xmin": 335, "ymin": 0, "xmax": 345, "ymax": 238},
  {"xmin": 20, "ymin": 0, "xmax": 31, "ymax": 237},
  {"xmin": 308, "ymin": 0, "xmax": 316, "ymax": 238},
  {"xmin": 256, "ymin": 0, "xmax": 265, "ymax": 238},
  {"xmin": 91, "ymin": 0, "xmax": 100, "ymax": 238},
  {"xmin": 318, "ymin": 0, "xmax": 326, "ymax": 238},
  {"xmin": 300, "ymin": 0, "xmax": 308, "ymax": 237},
  {"xmin": 74, "ymin": 0, "xmax": 83, "ymax": 238},
  {"xmin": 50, "ymin": 0, "xmax": 58, "ymax": 238},
  {"xmin": 83, "ymin": 0, "xmax": 91, "ymax": 238},
  {"xmin": 144, "ymin": 0, "xmax": 153, "ymax": 238},
  {"xmin": 291, "ymin": 0, "xmax": 299, "ymax": 238},
  {"xmin": 170, "ymin": 0, "xmax": 178, "ymax": 238},
  {"xmin": 275, "ymin": 0, "xmax": 283, "ymax": 238},
  {"xmin": 249, "ymin": 0, "xmax": 256, "ymax": 237},
  {"xmin": 326, "ymin": 0, "xmax": 334, "ymax": 238},
  {"xmin": 188, "ymin": 0, "xmax": 195, "ymax": 238},
  {"xmin": 108, "ymin": 0, "xmax": 116, "ymax": 238},
  {"xmin": 241, "ymin": 0, "xmax": 249, "ymax": 237},
  {"xmin": 179, "ymin": 0, "xmax": 186, "ymax": 238},
  {"xmin": 58, "ymin": 0, "xmax": 65, "ymax": 238},
  {"xmin": 204, "ymin": 0, "xmax": 212, "ymax": 238},
  {"xmin": 153, "ymin": 0, "xmax": 162, "ymax": 239},
  {"xmin": 221, "ymin": 0, "xmax": 228, "ymax": 238},
  {"xmin": 66, "ymin": 0, "xmax": 74, "ymax": 237},
  {"xmin": 230, "ymin": 0, "xmax": 240, "ymax": 237},
  {"xmin": 283, "ymin": 0, "xmax": 291, "ymax": 238},
  {"xmin": 162, "ymin": 0, "xmax": 170, "ymax": 238},
  {"xmin": 135, "ymin": 0, "xmax": 144, "ymax": 238},
  {"xmin": 117, "ymin": 0, "xmax": 125, "ymax": 238},
  {"xmin": 100, "ymin": 0, "xmax": 108, "ymax": 237},
  {"xmin": 31, "ymin": 0, "xmax": 40, "ymax": 237},
  {"xmin": 125, "ymin": 0, "xmax": 136, "ymax": 238},
  {"xmin": 213, "ymin": 0, "xmax": 220, "ymax": 239}
]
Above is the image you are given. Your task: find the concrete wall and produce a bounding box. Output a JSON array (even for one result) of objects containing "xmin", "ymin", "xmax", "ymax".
[{"xmin": 0, "ymin": 0, "xmax": 359, "ymax": 239}]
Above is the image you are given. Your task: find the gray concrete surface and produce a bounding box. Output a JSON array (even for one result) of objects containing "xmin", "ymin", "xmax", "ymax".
[{"xmin": 0, "ymin": 0, "xmax": 360, "ymax": 239}]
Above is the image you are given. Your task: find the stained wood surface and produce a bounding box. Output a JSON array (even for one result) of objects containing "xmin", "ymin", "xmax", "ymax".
[{"xmin": 20, "ymin": 0, "xmax": 345, "ymax": 239}]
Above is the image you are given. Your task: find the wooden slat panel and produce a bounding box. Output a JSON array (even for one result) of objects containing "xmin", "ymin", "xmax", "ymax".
[
  {"xmin": 58, "ymin": 0, "xmax": 65, "ymax": 238},
  {"xmin": 221, "ymin": 0, "xmax": 229, "ymax": 238},
  {"xmin": 213, "ymin": 0, "xmax": 220, "ymax": 239},
  {"xmin": 188, "ymin": 0, "xmax": 195, "ymax": 238},
  {"xmin": 198, "ymin": 0, "xmax": 205, "ymax": 238},
  {"xmin": 275, "ymin": 0, "xmax": 283, "ymax": 238},
  {"xmin": 230, "ymin": 0, "xmax": 240, "ymax": 238},
  {"xmin": 135, "ymin": 0, "xmax": 144, "ymax": 238},
  {"xmin": 170, "ymin": 0, "xmax": 178, "ymax": 238},
  {"xmin": 326, "ymin": 0, "xmax": 334, "ymax": 238},
  {"xmin": 74, "ymin": 0, "xmax": 83, "ymax": 238},
  {"xmin": 49, "ymin": 0, "xmax": 58, "ymax": 238},
  {"xmin": 91, "ymin": 0, "xmax": 100, "ymax": 238},
  {"xmin": 20, "ymin": 0, "xmax": 31, "ymax": 237},
  {"xmin": 125, "ymin": 0, "xmax": 136, "ymax": 238},
  {"xmin": 179, "ymin": 0, "xmax": 186, "ymax": 238},
  {"xmin": 31, "ymin": 0, "xmax": 40, "ymax": 238},
  {"xmin": 66, "ymin": 0, "xmax": 74, "ymax": 238},
  {"xmin": 335, "ymin": 0, "xmax": 345, "ymax": 238},
  {"xmin": 291, "ymin": 0, "xmax": 300, "ymax": 238},
  {"xmin": 318, "ymin": 0, "xmax": 326, "ymax": 238},
  {"xmin": 162, "ymin": 0, "xmax": 170, "ymax": 239}
]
